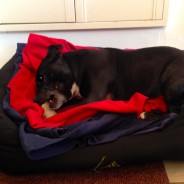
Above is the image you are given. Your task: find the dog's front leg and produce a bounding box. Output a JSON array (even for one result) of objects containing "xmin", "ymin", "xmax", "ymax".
[
  {"xmin": 87, "ymin": 90, "xmax": 107, "ymax": 103},
  {"xmin": 86, "ymin": 80, "xmax": 109, "ymax": 104}
]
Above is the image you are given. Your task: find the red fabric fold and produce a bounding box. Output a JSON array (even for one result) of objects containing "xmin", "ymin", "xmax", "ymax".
[{"xmin": 8, "ymin": 33, "xmax": 167, "ymax": 129}]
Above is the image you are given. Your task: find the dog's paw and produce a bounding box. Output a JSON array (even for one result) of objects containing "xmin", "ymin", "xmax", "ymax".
[
  {"xmin": 140, "ymin": 111, "xmax": 159, "ymax": 121},
  {"xmin": 42, "ymin": 102, "xmax": 57, "ymax": 118},
  {"xmin": 139, "ymin": 111, "xmax": 168, "ymax": 121},
  {"xmin": 139, "ymin": 112, "xmax": 147, "ymax": 120}
]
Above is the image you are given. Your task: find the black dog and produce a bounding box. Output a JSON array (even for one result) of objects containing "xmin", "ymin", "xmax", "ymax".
[{"xmin": 35, "ymin": 45, "xmax": 184, "ymax": 119}]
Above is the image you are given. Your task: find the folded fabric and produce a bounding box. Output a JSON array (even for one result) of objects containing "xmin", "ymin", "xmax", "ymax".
[
  {"xmin": 3, "ymin": 43, "xmax": 27, "ymax": 124},
  {"xmin": 20, "ymin": 112, "xmax": 176, "ymax": 160},
  {"xmin": 8, "ymin": 33, "xmax": 168, "ymax": 129}
]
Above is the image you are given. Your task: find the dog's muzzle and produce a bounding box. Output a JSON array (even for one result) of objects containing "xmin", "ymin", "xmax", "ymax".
[
  {"xmin": 35, "ymin": 90, "xmax": 67, "ymax": 110},
  {"xmin": 48, "ymin": 93, "xmax": 67, "ymax": 110}
]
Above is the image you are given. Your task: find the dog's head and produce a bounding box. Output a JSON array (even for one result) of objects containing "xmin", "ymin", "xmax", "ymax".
[{"xmin": 35, "ymin": 45, "xmax": 79, "ymax": 109}]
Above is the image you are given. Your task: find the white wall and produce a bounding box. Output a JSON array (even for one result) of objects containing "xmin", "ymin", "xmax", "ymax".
[{"xmin": 0, "ymin": 0, "xmax": 184, "ymax": 68}]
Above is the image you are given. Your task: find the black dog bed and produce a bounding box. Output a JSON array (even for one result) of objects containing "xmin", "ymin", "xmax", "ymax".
[{"xmin": 1, "ymin": 41, "xmax": 184, "ymax": 173}]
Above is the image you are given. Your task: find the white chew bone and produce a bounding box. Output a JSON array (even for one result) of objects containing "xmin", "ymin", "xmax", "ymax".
[{"xmin": 42, "ymin": 102, "xmax": 57, "ymax": 118}]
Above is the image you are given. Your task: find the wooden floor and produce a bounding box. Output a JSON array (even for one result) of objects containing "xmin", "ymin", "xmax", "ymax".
[{"xmin": 164, "ymin": 161, "xmax": 184, "ymax": 184}]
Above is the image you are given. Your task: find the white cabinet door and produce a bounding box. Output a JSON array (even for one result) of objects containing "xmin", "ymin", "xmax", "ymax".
[
  {"xmin": 76, "ymin": 0, "xmax": 165, "ymax": 22},
  {"xmin": 0, "ymin": 0, "xmax": 75, "ymax": 23},
  {"xmin": 0, "ymin": 0, "xmax": 169, "ymax": 31}
]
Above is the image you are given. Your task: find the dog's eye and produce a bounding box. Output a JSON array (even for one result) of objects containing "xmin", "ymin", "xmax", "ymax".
[{"xmin": 37, "ymin": 75, "xmax": 44, "ymax": 82}]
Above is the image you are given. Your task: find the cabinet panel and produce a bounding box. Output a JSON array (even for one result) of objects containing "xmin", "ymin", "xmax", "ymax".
[
  {"xmin": 0, "ymin": 0, "xmax": 75, "ymax": 23},
  {"xmin": 0, "ymin": 0, "xmax": 169, "ymax": 31},
  {"xmin": 76, "ymin": 0, "xmax": 164, "ymax": 22}
]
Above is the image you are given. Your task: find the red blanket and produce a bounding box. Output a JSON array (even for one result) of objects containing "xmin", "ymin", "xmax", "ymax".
[{"xmin": 8, "ymin": 33, "xmax": 167, "ymax": 129}]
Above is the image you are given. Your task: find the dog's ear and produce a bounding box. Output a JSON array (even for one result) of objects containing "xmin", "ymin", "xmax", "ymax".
[
  {"xmin": 41, "ymin": 44, "xmax": 63, "ymax": 63},
  {"xmin": 47, "ymin": 45, "xmax": 63, "ymax": 59},
  {"xmin": 48, "ymin": 45, "xmax": 62, "ymax": 53},
  {"xmin": 37, "ymin": 45, "xmax": 63, "ymax": 74}
]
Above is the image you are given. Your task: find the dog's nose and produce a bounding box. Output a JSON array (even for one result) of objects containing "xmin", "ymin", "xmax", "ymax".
[
  {"xmin": 49, "ymin": 94, "xmax": 56, "ymax": 105},
  {"xmin": 49, "ymin": 94, "xmax": 55, "ymax": 101}
]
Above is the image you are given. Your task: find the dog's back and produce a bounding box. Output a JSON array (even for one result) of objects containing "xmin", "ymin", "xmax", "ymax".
[{"xmin": 64, "ymin": 46, "xmax": 184, "ymax": 112}]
